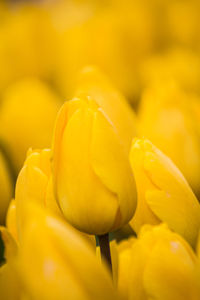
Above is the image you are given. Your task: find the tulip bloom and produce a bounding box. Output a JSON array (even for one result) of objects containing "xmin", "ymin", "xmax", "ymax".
[
  {"xmin": 118, "ymin": 224, "xmax": 199, "ymax": 300},
  {"xmin": 18, "ymin": 203, "xmax": 117, "ymax": 300},
  {"xmin": 129, "ymin": 138, "xmax": 200, "ymax": 247},
  {"xmin": 52, "ymin": 97, "xmax": 137, "ymax": 235},
  {"xmin": 138, "ymin": 82, "xmax": 200, "ymax": 196},
  {"xmin": 0, "ymin": 78, "xmax": 61, "ymax": 172}
]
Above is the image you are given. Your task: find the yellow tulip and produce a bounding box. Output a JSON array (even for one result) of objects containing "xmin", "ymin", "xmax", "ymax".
[
  {"xmin": 18, "ymin": 203, "xmax": 117, "ymax": 300},
  {"xmin": 0, "ymin": 149, "xmax": 13, "ymax": 224},
  {"xmin": 52, "ymin": 97, "xmax": 137, "ymax": 235},
  {"xmin": 141, "ymin": 48, "xmax": 200, "ymax": 94},
  {"xmin": 15, "ymin": 148, "xmax": 61, "ymax": 241},
  {"xmin": 0, "ymin": 4, "xmax": 56, "ymax": 91},
  {"xmin": 138, "ymin": 81, "xmax": 200, "ymax": 196},
  {"xmin": 118, "ymin": 224, "xmax": 199, "ymax": 300},
  {"xmin": 129, "ymin": 138, "xmax": 200, "ymax": 247},
  {"xmin": 76, "ymin": 66, "xmax": 138, "ymax": 155},
  {"xmin": 0, "ymin": 78, "xmax": 61, "ymax": 172},
  {"xmin": 52, "ymin": 0, "xmax": 155, "ymax": 100}
]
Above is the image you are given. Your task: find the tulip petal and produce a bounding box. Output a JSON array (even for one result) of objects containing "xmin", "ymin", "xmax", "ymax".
[
  {"xmin": 91, "ymin": 108, "xmax": 137, "ymax": 229},
  {"xmin": 143, "ymin": 148, "xmax": 200, "ymax": 246}
]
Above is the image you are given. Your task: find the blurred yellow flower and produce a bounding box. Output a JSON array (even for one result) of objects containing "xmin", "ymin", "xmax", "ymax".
[
  {"xmin": 76, "ymin": 66, "xmax": 138, "ymax": 155},
  {"xmin": 138, "ymin": 82, "xmax": 200, "ymax": 196},
  {"xmin": 53, "ymin": 0, "xmax": 155, "ymax": 100},
  {"xmin": 129, "ymin": 138, "xmax": 200, "ymax": 247},
  {"xmin": 0, "ymin": 149, "xmax": 13, "ymax": 224},
  {"xmin": 18, "ymin": 203, "xmax": 117, "ymax": 300},
  {"xmin": 141, "ymin": 48, "xmax": 200, "ymax": 94},
  {"xmin": 118, "ymin": 224, "xmax": 199, "ymax": 300},
  {"xmin": 0, "ymin": 78, "xmax": 61, "ymax": 172},
  {"xmin": 0, "ymin": 4, "xmax": 56, "ymax": 91},
  {"xmin": 52, "ymin": 97, "xmax": 137, "ymax": 235}
]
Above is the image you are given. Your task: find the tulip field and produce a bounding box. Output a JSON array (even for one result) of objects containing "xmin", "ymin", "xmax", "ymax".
[{"xmin": 1, "ymin": 1, "xmax": 200, "ymax": 299}]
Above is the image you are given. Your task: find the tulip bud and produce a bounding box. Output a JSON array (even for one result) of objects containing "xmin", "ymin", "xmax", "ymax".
[
  {"xmin": 118, "ymin": 224, "xmax": 199, "ymax": 300},
  {"xmin": 0, "ymin": 78, "xmax": 61, "ymax": 172},
  {"xmin": 18, "ymin": 203, "xmax": 118, "ymax": 300},
  {"xmin": 52, "ymin": 97, "xmax": 137, "ymax": 235},
  {"xmin": 0, "ymin": 5, "xmax": 56, "ymax": 92},
  {"xmin": 76, "ymin": 66, "xmax": 138, "ymax": 155},
  {"xmin": 138, "ymin": 81, "xmax": 200, "ymax": 195},
  {"xmin": 129, "ymin": 138, "xmax": 200, "ymax": 247},
  {"xmin": 15, "ymin": 148, "xmax": 61, "ymax": 241}
]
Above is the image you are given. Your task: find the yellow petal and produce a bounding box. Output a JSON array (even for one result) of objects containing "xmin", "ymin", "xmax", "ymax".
[
  {"xmin": 19, "ymin": 203, "xmax": 117, "ymax": 300},
  {"xmin": 91, "ymin": 108, "xmax": 137, "ymax": 230},
  {"xmin": 6, "ymin": 199, "xmax": 18, "ymax": 242},
  {"xmin": 130, "ymin": 138, "xmax": 200, "ymax": 246}
]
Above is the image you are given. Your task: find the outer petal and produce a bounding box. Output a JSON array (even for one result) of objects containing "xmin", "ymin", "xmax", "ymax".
[
  {"xmin": 6, "ymin": 199, "xmax": 18, "ymax": 242},
  {"xmin": 129, "ymin": 139, "xmax": 160, "ymax": 233},
  {"xmin": 91, "ymin": 108, "xmax": 137, "ymax": 230},
  {"xmin": 15, "ymin": 163, "xmax": 48, "ymax": 240}
]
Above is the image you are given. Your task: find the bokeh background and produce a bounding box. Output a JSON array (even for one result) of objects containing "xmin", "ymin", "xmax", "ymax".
[{"xmin": 1, "ymin": 0, "xmax": 200, "ymax": 224}]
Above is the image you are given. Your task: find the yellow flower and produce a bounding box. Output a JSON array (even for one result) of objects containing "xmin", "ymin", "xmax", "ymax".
[
  {"xmin": 0, "ymin": 4, "xmax": 56, "ymax": 91},
  {"xmin": 76, "ymin": 66, "xmax": 138, "ymax": 155},
  {"xmin": 118, "ymin": 224, "xmax": 199, "ymax": 300},
  {"xmin": 0, "ymin": 149, "xmax": 13, "ymax": 224},
  {"xmin": 15, "ymin": 148, "xmax": 61, "ymax": 241},
  {"xmin": 0, "ymin": 78, "xmax": 61, "ymax": 172},
  {"xmin": 138, "ymin": 81, "xmax": 200, "ymax": 196},
  {"xmin": 52, "ymin": 97, "xmax": 137, "ymax": 235},
  {"xmin": 129, "ymin": 138, "xmax": 200, "ymax": 247},
  {"xmin": 141, "ymin": 48, "xmax": 200, "ymax": 94},
  {"xmin": 18, "ymin": 203, "xmax": 117, "ymax": 300}
]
